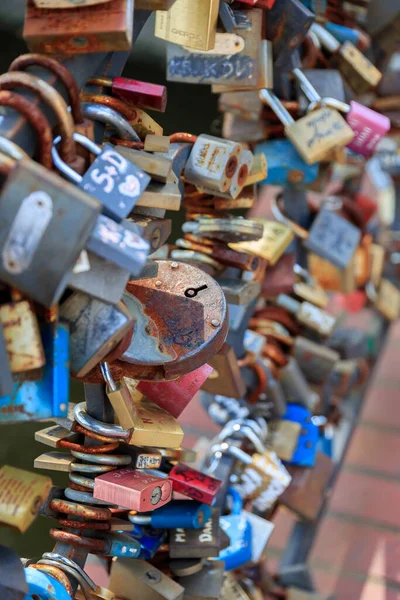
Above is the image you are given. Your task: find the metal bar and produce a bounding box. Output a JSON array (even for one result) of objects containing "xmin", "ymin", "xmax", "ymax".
[{"xmin": 0, "ymin": 9, "xmax": 150, "ymax": 156}]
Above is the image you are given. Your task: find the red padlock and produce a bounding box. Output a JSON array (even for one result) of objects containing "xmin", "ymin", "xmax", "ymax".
[
  {"xmin": 87, "ymin": 76, "xmax": 167, "ymax": 112},
  {"xmin": 137, "ymin": 363, "xmax": 213, "ymax": 418},
  {"xmin": 168, "ymin": 464, "xmax": 222, "ymax": 505}
]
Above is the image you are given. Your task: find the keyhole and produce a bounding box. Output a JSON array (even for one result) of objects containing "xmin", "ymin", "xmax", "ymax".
[{"xmin": 184, "ymin": 284, "xmax": 208, "ymax": 298}]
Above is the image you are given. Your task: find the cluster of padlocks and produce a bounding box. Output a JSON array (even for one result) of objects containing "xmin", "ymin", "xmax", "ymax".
[{"xmin": 0, "ymin": 0, "xmax": 398, "ymax": 599}]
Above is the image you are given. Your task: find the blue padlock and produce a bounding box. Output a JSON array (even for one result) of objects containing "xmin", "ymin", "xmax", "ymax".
[
  {"xmin": 324, "ymin": 22, "xmax": 364, "ymax": 47},
  {"xmin": 24, "ymin": 567, "xmax": 71, "ymax": 600},
  {"xmin": 254, "ymin": 140, "xmax": 319, "ymax": 186},
  {"xmin": 102, "ymin": 533, "xmax": 141, "ymax": 558},
  {"xmin": 282, "ymin": 404, "xmax": 319, "ymax": 467},
  {"xmin": 216, "ymin": 487, "xmax": 252, "ymax": 571},
  {"xmin": 129, "ymin": 500, "xmax": 212, "ymax": 529},
  {"xmin": 126, "ymin": 524, "xmax": 167, "ymax": 559},
  {"xmin": 0, "ymin": 321, "xmax": 69, "ymax": 423}
]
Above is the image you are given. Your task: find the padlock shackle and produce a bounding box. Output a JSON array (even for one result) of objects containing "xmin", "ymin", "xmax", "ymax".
[
  {"xmin": 41, "ymin": 553, "xmax": 97, "ymax": 592},
  {"xmin": 0, "ymin": 136, "xmax": 29, "ymax": 160},
  {"xmin": 259, "ymin": 90, "xmax": 295, "ymax": 127},
  {"xmin": 211, "ymin": 442, "xmax": 251, "ymax": 466},
  {"xmin": 0, "ymin": 151, "xmax": 15, "ymax": 176},
  {"xmin": 9, "ymin": 54, "xmax": 85, "ymax": 125},
  {"xmin": 309, "ymin": 96, "xmax": 350, "ymax": 114},
  {"xmin": 52, "ymin": 132, "xmax": 102, "ymax": 184},
  {"xmin": 227, "ymin": 486, "xmax": 243, "ymax": 515},
  {"xmin": 0, "ymin": 71, "xmax": 77, "ymax": 164},
  {"xmin": 100, "ymin": 362, "xmax": 117, "ymax": 392},
  {"xmin": 311, "ymin": 23, "xmax": 341, "ymax": 53},
  {"xmin": 74, "ymin": 402, "xmax": 130, "ymax": 440},
  {"xmin": 82, "ymin": 103, "xmax": 141, "ymax": 143},
  {"xmin": 37, "ymin": 558, "xmax": 93, "ymax": 600},
  {"xmin": 292, "ymin": 68, "xmax": 321, "ymax": 104}
]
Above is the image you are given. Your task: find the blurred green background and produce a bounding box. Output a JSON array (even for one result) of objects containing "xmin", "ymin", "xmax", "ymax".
[{"xmin": 0, "ymin": 7, "xmax": 219, "ymax": 558}]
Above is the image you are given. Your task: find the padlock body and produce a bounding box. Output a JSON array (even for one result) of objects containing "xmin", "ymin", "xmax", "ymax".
[
  {"xmin": 0, "ymin": 300, "xmax": 45, "ymax": 373},
  {"xmin": 93, "ymin": 468, "xmax": 172, "ymax": 511},
  {"xmin": 0, "ymin": 321, "xmax": 69, "ymax": 423},
  {"xmin": 24, "ymin": 0, "xmax": 134, "ymax": 54},
  {"xmin": 169, "ymin": 463, "xmax": 222, "ymax": 504},
  {"xmin": 255, "ymin": 139, "xmax": 319, "ymax": 185},
  {"xmin": 0, "ymin": 161, "xmax": 100, "ymax": 307},
  {"xmin": 346, "ymin": 101, "xmax": 391, "ymax": 157}
]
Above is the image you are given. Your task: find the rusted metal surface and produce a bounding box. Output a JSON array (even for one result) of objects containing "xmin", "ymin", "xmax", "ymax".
[
  {"xmin": 58, "ymin": 439, "xmax": 119, "ymax": 453},
  {"xmin": 51, "ymin": 499, "xmax": 111, "ymax": 521},
  {"xmin": 0, "ymin": 90, "xmax": 53, "ymax": 168},
  {"xmin": 121, "ymin": 259, "xmax": 228, "ymax": 380},
  {"xmin": 170, "ymin": 132, "xmax": 198, "ymax": 143},
  {"xmin": 23, "ymin": 0, "xmax": 134, "ymax": 55},
  {"xmin": 74, "ymin": 423, "xmax": 118, "ymax": 443},
  {"xmin": 80, "ymin": 93, "xmax": 136, "ymax": 120},
  {"xmin": 30, "ymin": 564, "xmax": 74, "ymax": 598},
  {"xmin": 9, "ymin": 54, "xmax": 84, "ymax": 124},
  {"xmin": 58, "ymin": 518, "xmax": 111, "ymax": 531},
  {"xmin": 183, "ymin": 234, "xmax": 259, "ymax": 272},
  {"xmin": 0, "ymin": 72, "xmax": 77, "ymax": 164},
  {"xmin": 50, "ymin": 529, "xmax": 106, "ymax": 552}
]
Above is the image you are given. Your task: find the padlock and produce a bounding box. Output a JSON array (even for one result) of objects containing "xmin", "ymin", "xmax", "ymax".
[
  {"xmin": 213, "ymin": 442, "xmax": 291, "ymax": 511},
  {"xmin": 175, "ymin": 560, "xmax": 226, "ymax": 600},
  {"xmin": 166, "ymin": 463, "xmax": 222, "ymax": 504},
  {"xmin": 109, "ymin": 558, "xmax": 185, "ymax": 600},
  {"xmin": 214, "ymin": 487, "xmax": 252, "ymax": 570},
  {"xmin": 0, "ymin": 292, "xmax": 45, "ymax": 374},
  {"xmin": 311, "ymin": 23, "xmax": 382, "ymax": 94},
  {"xmin": 183, "ymin": 135, "xmax": 242, "ymax": 194},
  {"xmin": 86, "ymin": 215, "xmax": 150, "ymax": 275},
  {"xmin": 201, "ymin": 343, "xmax": 246, "ymax": 399},
  {"xmin": 177, "ymin": 236, "xmax": 259, "ymax": 273},
  {"xmin": 154, "ymin": 0, "xmax": 219, "ymax": 51},
  {"xmin": 273, "ymin": 195, "xmax": 361, "ymax": 271},
  {"xmin": 119, "ymin": 260, "xmax": 228, "ymax": 380},
  {"xmin": 254, "ymin": 139, "xmax": 319, "ymax": 186},
  {"xmin": 0, "ymin": 465, "xmax": 52, "ymax": 532},
  {"xmin": 260, "ymin": 89, "xmax": 354, "ymax": 165},
  {"xmin": 23, "ymin": 0, "xmax": 134, "ymax": 54},
  {"xmin": 293, "ymin": 337, "xmax": 340, "ymax": 384},
  {"xmin": 229, "ymin": 219, "xmax": 294, "ymax": 266},
  {"xmin": 100, "ymin": 363, "xmax": 184, "ymax": 448},
  {"xmin": 293, "ymin": 69, "xmax": 391, "ymax": 158},
  {"xmin": 136, "ymin": 363, "xmax": 213, "ymax": 418},
  {"xmin": 0, "ymin": 316, "xmax": 69, "ymax": 422},
  {"xmin": 197, "ymin": 150, "xmax": 254, "ymax": 201},
  {"xmin": 279, "ymin": 357, "xmax": 320, "ymax": 411},
  {"xmin": 93, "ymin": 468, "xmax": 173, "ymax": 511},
  {"xmin": 265, "ymin": 0, "xmax": 314, "ymax": 68},
  {"xmin": 59, "ymin": 293, "xmax": 134, "ymax": 377},
  {"xmin": 130, "ymin": 500, "xmax": 212, "ymax": 529},
  {"xmin": 293, "ymin": 265, "xmax": 329, "ymax": 309},
  {"xmin": 280, "ymin": 452, "xmax": 334, "ymax": 521},
  {"xmin": 0, "ymin": 153, "xmax": 100, "ymax": 307},
  {"xmin": 281, "ymin": 404, "xmax": 319, "ymax": 467},
  {"xmin": 169, "ymin": 508, "xmax": 221, "ymax": 558},
  {"xmin": 275, "ymin": 295, "xmax": 336, "ymax": 338},
  {"xmin": 52, "ymin": 135, "xmax": 151, "ymax": 222},
  {"xmin": 87, "ymin": 76, "xmax": 167, "ymax": 112},
  {"xmin": 126, "ymin": 215, "xmax": 171, "ymax": 253},
  {"xmin": 120, "ymin": 524, "xmax": 166, "ymax": 560},
  {"xmin": 166, "ymin": 9, "xmax": 263, "ymax": 87},
  {"xmin": 203, "ymin": 393, "xmax": 250, "ymax": 428},
  {"xmin": 183, "ymin": 217, "xmax": 263, "ymax": 245},
  {"xmin": 269, "ymin": 419, "xmax": 301, "ymax": 462},
  {"xmin": 115, "ymin": 146, "xmax": 173, "ymax": 183}
]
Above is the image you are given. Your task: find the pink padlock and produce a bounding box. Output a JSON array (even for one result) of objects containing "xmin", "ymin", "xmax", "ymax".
[
  {"xmin": 345, "ymin": 101, "xmax": 391, "ymax": 157},
  {"xmin": 93, "ymin": 468, "xmax": 172, "ymax": 512}
]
